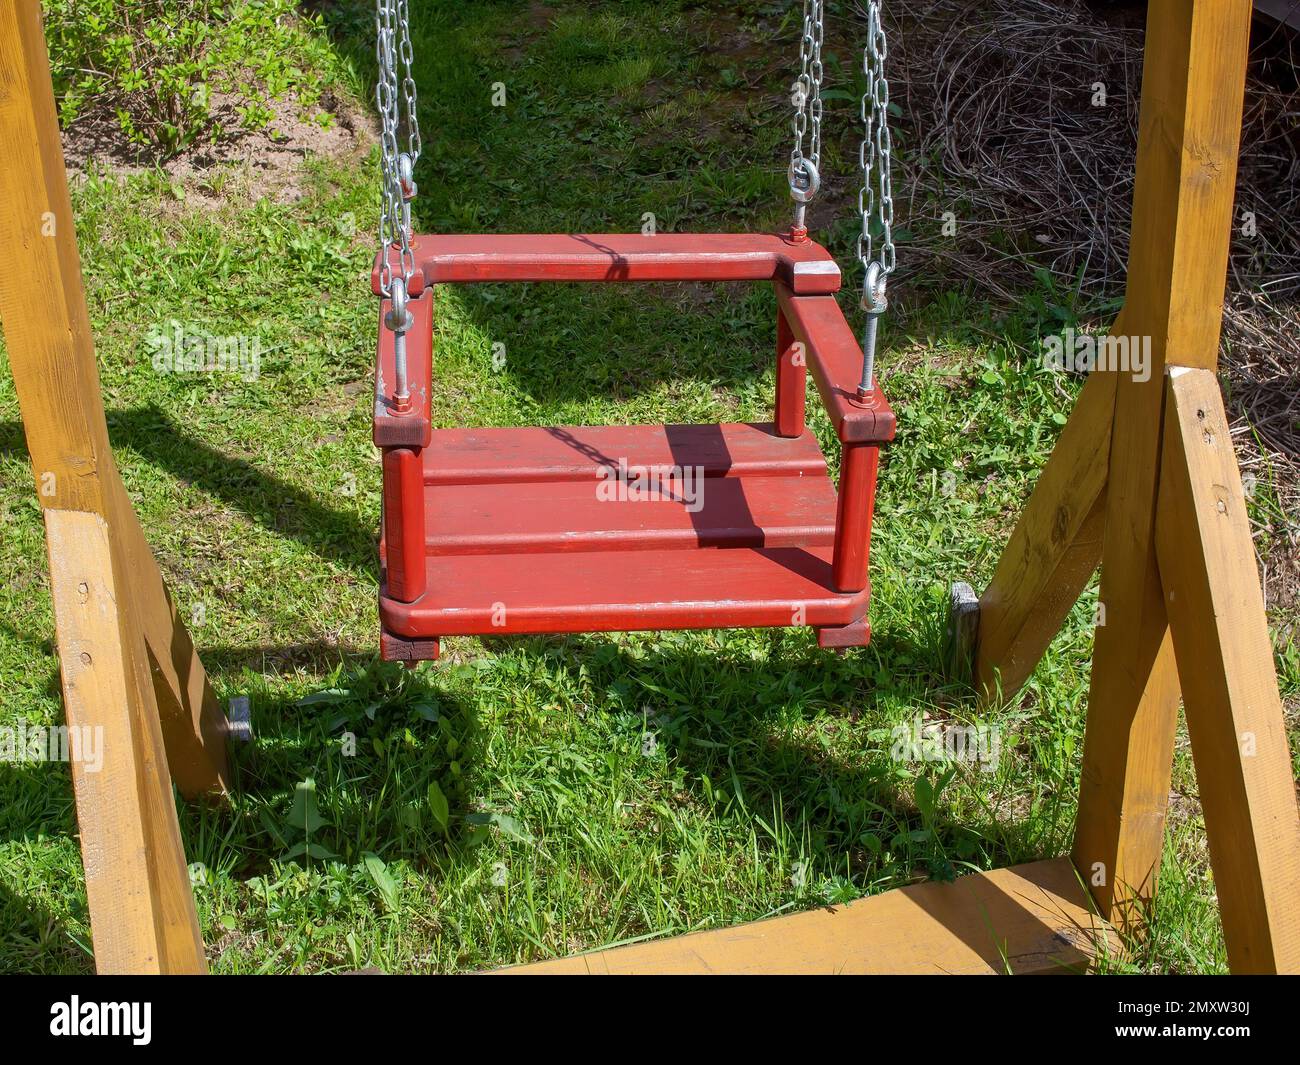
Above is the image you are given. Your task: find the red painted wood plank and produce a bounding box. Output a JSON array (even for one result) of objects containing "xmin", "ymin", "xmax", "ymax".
[
  {"xmin": 380, "ymin": 546, "xmax": 868, "ymax": 637},
  {"xmin": 774, "ymin": 306, "xmax": 806, "ymax": 437},
  {"xmin": 396, "ymin": 233, "xmax": 841, "ymax": 294},
  {"xmin": 422, "ymin": 423, "xmax": 828, "ymax": 486},
  {"xmin": 833, "ymin": 444, "xmax": 881, "ymax": 593},
  {"xmin": 774, "ymin": 285, "xmax": 896, "ymax": 445},
  {"xmin": 425, "ymin": 472, "xmax": 837, "ymax": 555},
  {"xmin": 816, "ymin": 617, "xmax": 873, "ymax": 650},
  {"xmin": 382, "ymin": 446, "xmax": 426, "ymax": 602}
]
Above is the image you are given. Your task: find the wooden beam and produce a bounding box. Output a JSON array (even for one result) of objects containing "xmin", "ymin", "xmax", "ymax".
[
  {"xmin": 1133, "ymin": 11, "xmax": 1254, "ymax": 373},
  {"xmin": 46, "ymin": 510, "xmax": 206, "ymax": 973},
  {"xmin": 1072, "ymin": 0, "xmax": 1251, "ymax": 933},
  {"xmin": 0, "ymin": 0, "xmax": 228, "ymax": 796},
  {"xmin": 976, "ymin": 367, "xmax": 1116, "ymax": 701},
  {"xmin": 1073, "ymin": 368, "xmax": 1180, "ymax": 935},
  {"xmin": 501, "ymin": 859, "xmax": 1114, "ymax": 974},
  {"xmin": 1155, "ymin": 368, "xmax": 1300, "ymax": 974}
]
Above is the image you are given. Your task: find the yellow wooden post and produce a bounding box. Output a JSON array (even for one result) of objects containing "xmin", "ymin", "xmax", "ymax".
[
  {"xmin": 0, "ymin": 0, "xmax": 230, "ymax": 801},
  {"xmin": 45, "ymin": 511, "xmax": 207, "ymax": 972},
  {"xmin": 0, "ymin": 0, "xmax": 221, "ymax": 971},
  {"xmin": 1155, "ymin": 368, "xmax": 1300, "ymax": 974},
  {"xmin": 1073, "ymin": 0, "xmax": 1252, "ymax": 933},
  {"xmin": 976, "ymin": 0, "xmax": 1298, "ymax": 970}
]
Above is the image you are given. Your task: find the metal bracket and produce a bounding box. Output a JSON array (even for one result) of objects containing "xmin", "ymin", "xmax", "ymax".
[
  {"xmin": 227, "ymin": 695, "xmax": 253, "ymax": 744},
  {"xmin": 943, "ymin": 581, "xmax": 980, "ymax": 683}
]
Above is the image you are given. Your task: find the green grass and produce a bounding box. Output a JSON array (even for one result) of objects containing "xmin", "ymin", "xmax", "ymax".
[{"xmin": 1, "ymin": 0, "xmax": 1290, "ymax": 974}]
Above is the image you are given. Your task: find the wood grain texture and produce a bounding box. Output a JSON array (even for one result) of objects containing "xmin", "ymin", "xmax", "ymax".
[
  {"xmin": 1155, "ymin": 369, "xmax": 1300, "ymax": 974},
  {"xmin": 501, "ymin": 859, "xmax": 1114, "ymax": 975},
  {"xmin": 832, "ymin": 442, "xmax": 880, "ymax": 593},
  {"xmin": 0, "ymin": 0, "xmax": 228, "ymax": 797},
  {"xmin": 1122, "ymin": 4, "xmax": 1251, "ymax": 370},
  {"xmin": 372, "ymin": 290, "xmax": 432, "ymax": 447},
  {"xmin": 381, "ymin": 446, "xmax": 425, "ymax": 602},
  {"xmin": 774, "ymin": 306, "xmax": 806, "ymax": 438},
  {"xmin": 46, "ymin": 510, "xmax": 206, "ymax": 974},
  {"xmin": 379, "ymin": 416, "xmax": 864, "ymax": 639},
  {"xmin": 1073, "ymin": 0, "xmax": 1252, "ymax": 933},
  {"xmin": 421, "ymin": 472, "xmax": 839, "ymax": 555}
]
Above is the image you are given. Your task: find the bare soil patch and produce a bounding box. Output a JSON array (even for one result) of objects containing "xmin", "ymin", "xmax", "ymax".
[{"xmin": 61, "ymin": 87, "xmax": 376, "ymax": 207}]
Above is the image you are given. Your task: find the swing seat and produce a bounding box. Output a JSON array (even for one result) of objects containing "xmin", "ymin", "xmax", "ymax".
[{"xmin": 373, "ymin": 233, "xmax": 894, "ymax": 662}]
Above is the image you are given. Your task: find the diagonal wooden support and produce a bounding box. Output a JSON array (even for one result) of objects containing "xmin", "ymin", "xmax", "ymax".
[
  {"xmin": 504, "ymin": 859, "xmax": 1114, "ymax": 974},
  {"xmin": 46, "ymin": 510, "xmax": 207, "ymax": 973},
  {"xmin": 972, "ymin": 0, "xmax": 1293, "ymax": 974},
  {"xmin": 1073, "ymin": 0, "xmax": 1252, "ymax": 934},
  {"xmin": 0, "ymin": 0, "xmax": 229, "ymax": 798},
  {"xmin": 977, "ymin": 0, "xmax": 1252, "ymax": 724},
  {"xmin": 0, "ymin": 0, "xmax": 219, "ymax": 973},
  {"xmin": 1155, "ymin": 368, "xmax": 1300, "ymax": 974},
  {"xmin": 1072, "ymin": 357, "xmax": 1181, "ymax": 933}
]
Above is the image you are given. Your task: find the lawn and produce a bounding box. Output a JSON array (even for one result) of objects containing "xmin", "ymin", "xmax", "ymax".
[{"xmin": 1, "ymin": 0, "xmax": 1290, "ymax": 974}]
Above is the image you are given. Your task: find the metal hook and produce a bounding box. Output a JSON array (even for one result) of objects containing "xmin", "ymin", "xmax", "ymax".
[
  {"xmin": 385, "ymin": 278, "xmax": 415, "ymax": 411},
  {"xmin": 858, "ymin": 262, "xmax": 888, "ymax": 400},
  {"xmin": 398, "ymin": 153, "xmax": 417, "ymax": 240},
  {"xmin": 788, "ymin": 157, "xmax": 821, "ymax": 234}
]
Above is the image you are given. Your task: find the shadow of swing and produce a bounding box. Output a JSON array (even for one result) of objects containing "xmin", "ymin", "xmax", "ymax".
[
  {"xmin": 1, "ymin": 408, "xmax": 376, "ymax": 576},
  {"xmin": 1, "ymin": 387, "xmax": 1098, "ymax": 970}
]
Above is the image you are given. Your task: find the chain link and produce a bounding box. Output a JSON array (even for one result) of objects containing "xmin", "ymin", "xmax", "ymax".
[
  {"xmin": 789, "ymin": 0, "xmax": 824, "ymax": 199},
  {"xmin": 395, "ymin": 0, "xmax": 421, "ymax": 163},
  {"xmin": 856, "ymin": 0, "xmax": 895, "ymax": 290},
  {"xmin": 375, "ymin": 0, "xmax": 418, "ymax": 297}
]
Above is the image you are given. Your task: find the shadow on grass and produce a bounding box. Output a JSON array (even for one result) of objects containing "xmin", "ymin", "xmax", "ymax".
[
  {"xmin": 0, "ymin": 763, "xmax": 93, "ymax": 974},
  {"xmin": 1, "ymin": 408, "xmax": 376, "ymax": 578},
  {"xmin": 188, "ymin": 620, "xmax": 1043, "ymax": 897},
  {"xmin": 0, "ymin": 624, "xmax": 1077, "ymax": 971},
  {"xmin": 111, "ymin": 406, "xmax": 377, "ymax": 572},
  {"xmin": 199, "ymin": 641, "xmax": 373, "ymax": 674},
  {"xmin": 179, "ymin": 660, "xmax": 484, "ymax": 880},
  {"xmin": 440, "ymin": 281, "xmax": 779, "ymax": 411},
  {"xmin": 562, "ymin": 630, "xmax": 1059, "ymax": 871},
  {"xmin": 0, "ymin": 878, "xmax": 92, "ymax": 975}
]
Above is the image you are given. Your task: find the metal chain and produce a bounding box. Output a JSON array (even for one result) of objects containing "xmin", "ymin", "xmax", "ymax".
[
  {"xmin": 375, "ymin": 0, "xmax": 419, "ymax": 408},
  {"xmin": 788, "ymin": 0, "xmax": 824, "ymax": 224},
  {"xmin": 855, "ymin": 1, "xmax": 894, "ymax": 397},
  {"xmin": 395, "ymin": 0, "xmax": 421, "ymax": 164},
  {"xmin": 857, "ymin": 0, "xmax": 894, "ymax": 290},
  {"xmin": 375, "ymin": 0, "xmax": 415, "ymax": 298}
]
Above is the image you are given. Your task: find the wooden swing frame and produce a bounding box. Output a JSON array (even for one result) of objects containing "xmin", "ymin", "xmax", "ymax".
[{"xmin": 1, "ymin": 0, "xmax": 1296, "ymax": 974}]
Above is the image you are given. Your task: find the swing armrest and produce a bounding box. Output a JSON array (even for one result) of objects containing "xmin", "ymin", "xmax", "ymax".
[
  {"xmin": 373, "ymin": 288, "xmax": 433, "ymax": 449},
  {"xmin": 393, "ymin": 233, "xmax": 842, "ymax": 294},
  {"xmin": 774, "ymin": 284, "xmax": 893, "ymax": 594},
  {"xmin": 774, "ymin": 285, "xmax": 895, "ymax": 445}
]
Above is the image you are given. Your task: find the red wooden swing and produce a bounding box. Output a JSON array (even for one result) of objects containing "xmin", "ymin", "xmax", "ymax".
[
  {"xmin": 371, "ymin": 6, "xmax": 894, "ymax": 663},
  {"xmin": 373, "ymin": 233, "xmax": 894, "ymax": 661}
]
